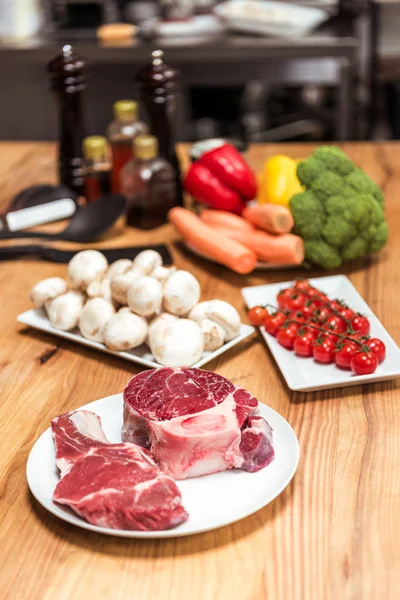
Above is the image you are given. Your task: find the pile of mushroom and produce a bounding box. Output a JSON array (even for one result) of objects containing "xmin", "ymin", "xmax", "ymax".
[{"xmin": 30, "ymin": 249, "xmax": 242, "ymax": 367}]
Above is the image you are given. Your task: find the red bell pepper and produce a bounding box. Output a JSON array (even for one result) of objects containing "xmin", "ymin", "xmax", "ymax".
[{"xmin": 183, "ymin": 143, "xmax": 257, "ymax": 214}]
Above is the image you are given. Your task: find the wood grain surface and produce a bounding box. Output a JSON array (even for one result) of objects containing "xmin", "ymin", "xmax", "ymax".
[{"xmin": 0, "ymin": 142, "xmax": 399, "ymax": 600}]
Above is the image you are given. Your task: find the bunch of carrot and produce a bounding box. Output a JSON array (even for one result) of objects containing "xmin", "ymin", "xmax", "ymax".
[{"xmin": 168, "ymin": 204, "xmax": 304, "ymax": 275}]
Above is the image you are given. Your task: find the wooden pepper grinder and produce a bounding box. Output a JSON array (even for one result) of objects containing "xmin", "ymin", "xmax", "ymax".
[
  {"xmin": 136, "ymin": 50, "xmax": 183, "ymax": 206},
  {"xmin": 47, "ymin": 45, "xmax": 86, "ymax": 195}
]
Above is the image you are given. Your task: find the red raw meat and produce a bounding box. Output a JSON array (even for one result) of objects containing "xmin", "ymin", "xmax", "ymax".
[
  {"xmin": 122, "ymin": 367, "xmax": 274, "ymax": 479},
  {"xmin": 52, "ymin": 410, "xmax": 188, "ymax": 531}
]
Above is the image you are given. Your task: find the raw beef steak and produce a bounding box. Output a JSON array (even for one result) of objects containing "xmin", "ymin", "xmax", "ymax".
[
  {"xmin": 52, "ymin": 410, "xmax": 188, "ymax": 531},
  {"xmin": 122, "ymin": 368, "xmax": 274, "ymax": 479}
]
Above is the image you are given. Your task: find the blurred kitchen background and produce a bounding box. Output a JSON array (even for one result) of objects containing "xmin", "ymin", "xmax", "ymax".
[{"xmin": 1, "ymin": 0, "xmax": 400, "ymax": 142}]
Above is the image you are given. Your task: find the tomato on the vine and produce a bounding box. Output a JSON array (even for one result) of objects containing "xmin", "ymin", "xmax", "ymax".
[
  {"xmin": 323, "ymin": 315, "xmax": 347, "ymax": 334},
  {"xmin": 365, "ymin": 338, "xmax": 386, "ymax": 363},
  {"xmin": 286, "ymin": 294, "xmax": 306, "ymax": 311},
  {"xmin": 293, "ymin": 331, "xmax": 315, "ymax": 357},
  {"xmin": 351, "ymin": 315, "xmax": 370, "ymax": 336},
  {"xmin": 301, "ymin": 303, "xmax": 314, "ymax": 319},
  {"xmin": 289, "ymin": 310, "xmax": 307, "ymax": 324},
  {"xmin": 316, "ymin": 307, "xmax": 331, "ymax": 322},
  {"xmin": 335, "ymin": 342, "xmax": 359, "ymax": 369},
  {"xmin": 313, "ymin": 337, "xmax": 337, "ymax": 363},
  {"xmin": 277, "ymin": 323, "xmax": 299, "ymax": 349},
  {"xmin": 264, "ymin": 312, "xmax": 286, "ymax": 336},
  {"xmin": 277, "ymin": 288, "xmax": 293, "ymax": 309},
  {"xmin": 337, "ymin": 306, "xmax": 355, "ymax": 322},
  {"xmin": 248, "ymin": 306, "xmax": 269, "ymax": 327},
  {"xmin": 351, "ymin": 351, "xmax": 378, "ymax": 375},
  {"xmin": 292, "ymin": 279, "xmax": 312, "ymax": 293}
]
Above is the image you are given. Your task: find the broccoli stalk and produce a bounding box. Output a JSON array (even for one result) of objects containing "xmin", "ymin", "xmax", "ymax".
[{"xmin": 290, "ymin": 146, "xmax": 388, "ymax": 269}]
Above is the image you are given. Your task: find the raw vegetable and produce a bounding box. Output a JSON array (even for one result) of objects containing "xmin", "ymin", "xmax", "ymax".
[
  {"xmin": 248, "ymin": 306, "xmax": 269, "ymax": 326},
  {"xmin": 351, "ymin": 351, "xmax": 379, "ymax": 375},
  {"xmin": 290, "ymin": 146, "xmax": 389, "ymax": 269},
  {"xmin": 242, "ymin": 203, "xmax": 294, "ymax": 234},
  {"xmin": 79, "ymin": 298, "xmax": 115, "ymax": 342},
  {"xmin": 257, "ymin": 155, "xmax": 303, "ymax": 207},
  {"xmin": 68, "ymin": 249, "xmax": 108, "ymax": 291},
  {"xmin": 30, "ymin": 277, "xmax": 68, "ymax": 308},
  {"xmin": 200, "ymin": 209, "xmax": 254, "ymax": 232},
  {"xmin": 184, "ymin": 163, "xmax": 244, "ymax": 214},
  {"xmin": 211, "ymin": 226, "xmax": 304, "ymax": 265},
  {"xmin": 168, "ymin": 207, "xmax": 257, "ymax": 274},
  {"xmin": 163, "ymin": 270, "xmax": 201, "ymax": 316}
]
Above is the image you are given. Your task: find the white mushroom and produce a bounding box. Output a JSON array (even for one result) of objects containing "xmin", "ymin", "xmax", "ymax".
[
  {"xmin": 46, "ymin": 291, "xmax": 85, "ymax": 331},
  {"xmin": 104, "ymin": 311, "xmax": 148, "ymax": 351},
  {"xmin": 189, "ymin": 299, "xmax": 241, "ymax": 341},
  {"xmin": 149, "ymin": 318, "xmax": 204, "ymax": 366},
  {"xmin": 68, "ymin": 250, "xmax": 108, "ymax": 291},
  {"xmin": 147, "ymin": 312, "xmax": 180, "ymax": 347},
  {"xmin": 30, "ymin": 277, "xmax": 68, "ymax": 308},
  {"xmin": 78, "ymin": 298, "xmax": 115, "ymax": 342},
  {"xmin": 110, "ymin": 265, "xmax": 145, "ymax": 305},
  {"xmin": 163, "ymin": 270, "xmax": 201, "ymax": 316},
  {"xmin": 86, "ymin": 278, "xmax": 114, "ymax": 305},
  {"xmin": 127, "ymin": 276, "xmax": 163, "ymax": 317},
  {"xmin": 199, "ymin": 319, "xmax": 225, "ymax": 351},
  {"xmin": 132, "ymin": 250, "xmax": 163, "ymax": 275},
  {"xmin": 150, "ymin": 265, "xmax": 176, "ymax": 286},
  {"xmin": 104, "ymin": 259, "xmax": 133, "ymax": 281}
]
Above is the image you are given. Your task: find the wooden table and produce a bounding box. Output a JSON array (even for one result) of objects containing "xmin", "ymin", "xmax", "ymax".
[{"xmin": 1, "ymin": 142, "xmax": 400, "ymax": 600}]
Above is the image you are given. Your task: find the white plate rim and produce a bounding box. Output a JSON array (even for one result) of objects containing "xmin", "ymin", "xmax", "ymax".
[
  {"xmin": 26, "ymin": 393, "xmax": 299, "ymax": 539},
  {"xmin": 17, "ymin": 309, "xmax": 255, "ymax": 370},
  {"xmin": 242, "ymin": 274, "xmax": 400, "ymax": 392}
]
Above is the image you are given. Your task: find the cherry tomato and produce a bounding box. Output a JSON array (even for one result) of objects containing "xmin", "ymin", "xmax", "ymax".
[
  {"xmin": 318, "ymin": 332, "xmax": 341, "ymax": 345},
  {"xmin": 289, "ymin": 310, "xmax": 307, "ymax": 325},
  {"xmin": 351, "ymin": 315, "xmax": 370, "ymax": 336},
  {"xmin": 351, "ymin": 351, "xmax": 378, "ymax": 375},
  {"xmin": 316, "ymin": 307, "xmax": 331, "ymax": 322},
  {"xmin": 313, "ymin": 338, "xmax": 337, "ymax": 363},
  {"xmin": 301, "ymin": 303, "xmax": 314, "ymax": 319},
  {"xmin": 286, "ymin": 294, "xmax": 306, "ymax": 311},
  {"xmin": 323, "ymin": 315, "xmax": 347, "ymax": 334},
  {"xmin": 335, "ymin": 342, "xmax": 359, "ymax": 369},
  {"xmin": 277, "ymin": 323, "xmax": 299, "ymax": 349},
  {"xmin": 292, "ymin": 279, "xmax": 311, "ymax": 293},
  {"xmin": 264, "ymin": 312, "xmax": 287, "ymax": 336},
  {"xmin": 248, "ymin": 306, "xmax": 269, "ymax": 327},
  {"xmin": 365, "ymin": 338, "xmax": 386, "ymax": 363},
  {"xmin": 277, "ymin": 288, "xmax": 293, "ymax": 310},
  {"xmin": 337, "ymin": 306, "xmax": 355, "ymax": 322},
  {"xmin": 294, "ymin": 331, "xmax": 315, "ymax": 357},
  {"xmin": 330, "ymin": 300, "xmax": 345, "ymax": 312}
]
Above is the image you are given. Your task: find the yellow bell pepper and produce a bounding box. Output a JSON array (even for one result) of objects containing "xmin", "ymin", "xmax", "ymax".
[{"xmin": 257, "ymin": 155, "xmax": 303, "ymax": 207}]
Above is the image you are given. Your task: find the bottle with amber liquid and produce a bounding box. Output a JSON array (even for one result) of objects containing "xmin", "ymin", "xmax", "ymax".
[
  {"xmin": 107, "ymin": 100, "xmax": 148, "ymax": 194},
  {"xmin": 120, "ymin": 135, "xmax": 177, "ymax": 229},
  {"xmin": 83, "ymin": 136, "xmax": 111, "ymax": 203},
  {"xmin": 136, "ymin": 50, "xmax": 183, "ymax": 206}
]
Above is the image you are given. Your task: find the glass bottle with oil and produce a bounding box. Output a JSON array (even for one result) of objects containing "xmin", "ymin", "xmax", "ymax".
[{"xmin": 83, "ymin": 136, "xmax": 111, "ymax": 203}]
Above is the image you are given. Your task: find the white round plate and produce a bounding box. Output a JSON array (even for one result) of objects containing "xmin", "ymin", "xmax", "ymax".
[
  {"xmin": 184, "ymin": 241, "xmax": 298, "ymax": 271},
  {"xmin": 27, "ymin": 393, "xmax": 299, "ymax": 538}
]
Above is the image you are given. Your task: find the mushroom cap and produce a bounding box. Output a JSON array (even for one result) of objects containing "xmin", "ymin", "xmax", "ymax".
[
  {"xmin": 149, "ymin": 318, "xmax": 204, "ymax": 367},
  {"xmin": 78, "ymin": 297, "xmax": 115, "ymax": 342},
  {"xmin": 127, "ymin": 276, "xmax": 163, "ymax": 317},
  {"xmin": 147, "ymin": 312, "xmax": 180, "ymax": 347},
  {"xmin": 110, "ymin": 266, "xmax": 145, "ymax": 305},
  {"xmin": 104, "ymin": 259, "xmax": 133, "ymax": 281},
  {"xmin": 30, "ymin": 277, "xmax": 68, "ymax": 308},
  {"xmin": 47, "ymin": 290, "xmax": 85, "ymax": 331},
  {"xmin": 68, "ymin": 250, "xmax": 108, "ymax": 290},
  {"xmin": 86, "ymin": 278, "xmax": 115, "ymax": 306},
  {"xmin": 104, "ymin": 311, "xmax": 148, "ymax": 351},
  {"xmin": 201, "ymin": 318, "xmax": 225, "ymax": 351},
  {"xmin": 163, "ymin": 270, "xmax": 201, "ymax": 316},
  {"xmin": 150, "ymin": 265, "xmax": 176, "ymax": 286},
  {"xmin": 189, "ymin": 299, "xmax": 241, "ymax": 341},
  {"xmin": 132, "ymin": 250, "xmax": 163, "ymax": 275}
]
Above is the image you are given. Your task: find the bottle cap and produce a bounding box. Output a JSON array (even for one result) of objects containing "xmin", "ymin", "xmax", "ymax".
[
  {"xmin": 114, "ymin": 100, "xmax": 137, "ymax": 121},
  {"xmin": 83, "ymin": 136, "xmax": 107, "ymax": 160},
  {"xmin": 134, "ymin": 135, "xmax": 158, "ymax": 160}
]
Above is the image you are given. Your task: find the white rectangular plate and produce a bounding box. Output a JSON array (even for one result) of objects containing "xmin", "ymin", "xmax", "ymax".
[
  {"xmin": 17, "ymin": 308, "xmax": 255, "ymax": 369},
  {"xmin": 242, "ymin": 275, "xmax": 400, "ymax": 392}
]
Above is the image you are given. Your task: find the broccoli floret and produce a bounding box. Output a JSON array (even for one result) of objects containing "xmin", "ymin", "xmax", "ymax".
[
  {"xmin": 287, "ymin": 145, "xmax": 388, "ymax": 269},
  {"xmin": 313, "ymin": 146, "xmax": 355, "ymax": 176},
  {"xmin": 289, "ymin": 191, "xmax": 325, "ymax": 239},
  {"xmin": 304, "ymin": 239, "xmax": 342, "ymax": 269},
  {"xmin": 311, "ymin": 172, "xmax": 343, "ymax": 202},
  {"xmin": 297, "ymin": 157, "xmax": 323, "ymax": 187}
]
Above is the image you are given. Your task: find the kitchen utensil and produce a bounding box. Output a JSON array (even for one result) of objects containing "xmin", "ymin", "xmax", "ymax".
[
  {"xmin": 8, "ymin": 184, "xmax": 79, "ymax": 212},
  {"xmin": 26, "ymin": 392, "xmax": 299, "ymax": 538},
  {"xmin": 242, "ymin": 275, "xmax": 400, "ymax": 392},
  {"xmin": 0, "ymin": 244, "xmax": 173, "ymax": 264},
  {"xmin": 0, "ymin": 199, "xmax": 77, "ymax": 233},
  {"xmin": 0, "ymin": 194, "xmax": 126, "ymax": 242}
]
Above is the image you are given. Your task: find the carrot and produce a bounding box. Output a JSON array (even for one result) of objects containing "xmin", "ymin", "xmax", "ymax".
[
  {"xmin": 212, "ymin": 226, "xmax": 304, "ymax": 265},
  {"xmin": 168, "ymin": 207, "xmax": 257, "ymax": 274},
  {"xmin": 200, "ymin": 209, "xmax": 255, "ymax": 232},
  {"xmin": 242, "ymin": 203, "xmax": 294, "ymax": 234}
]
